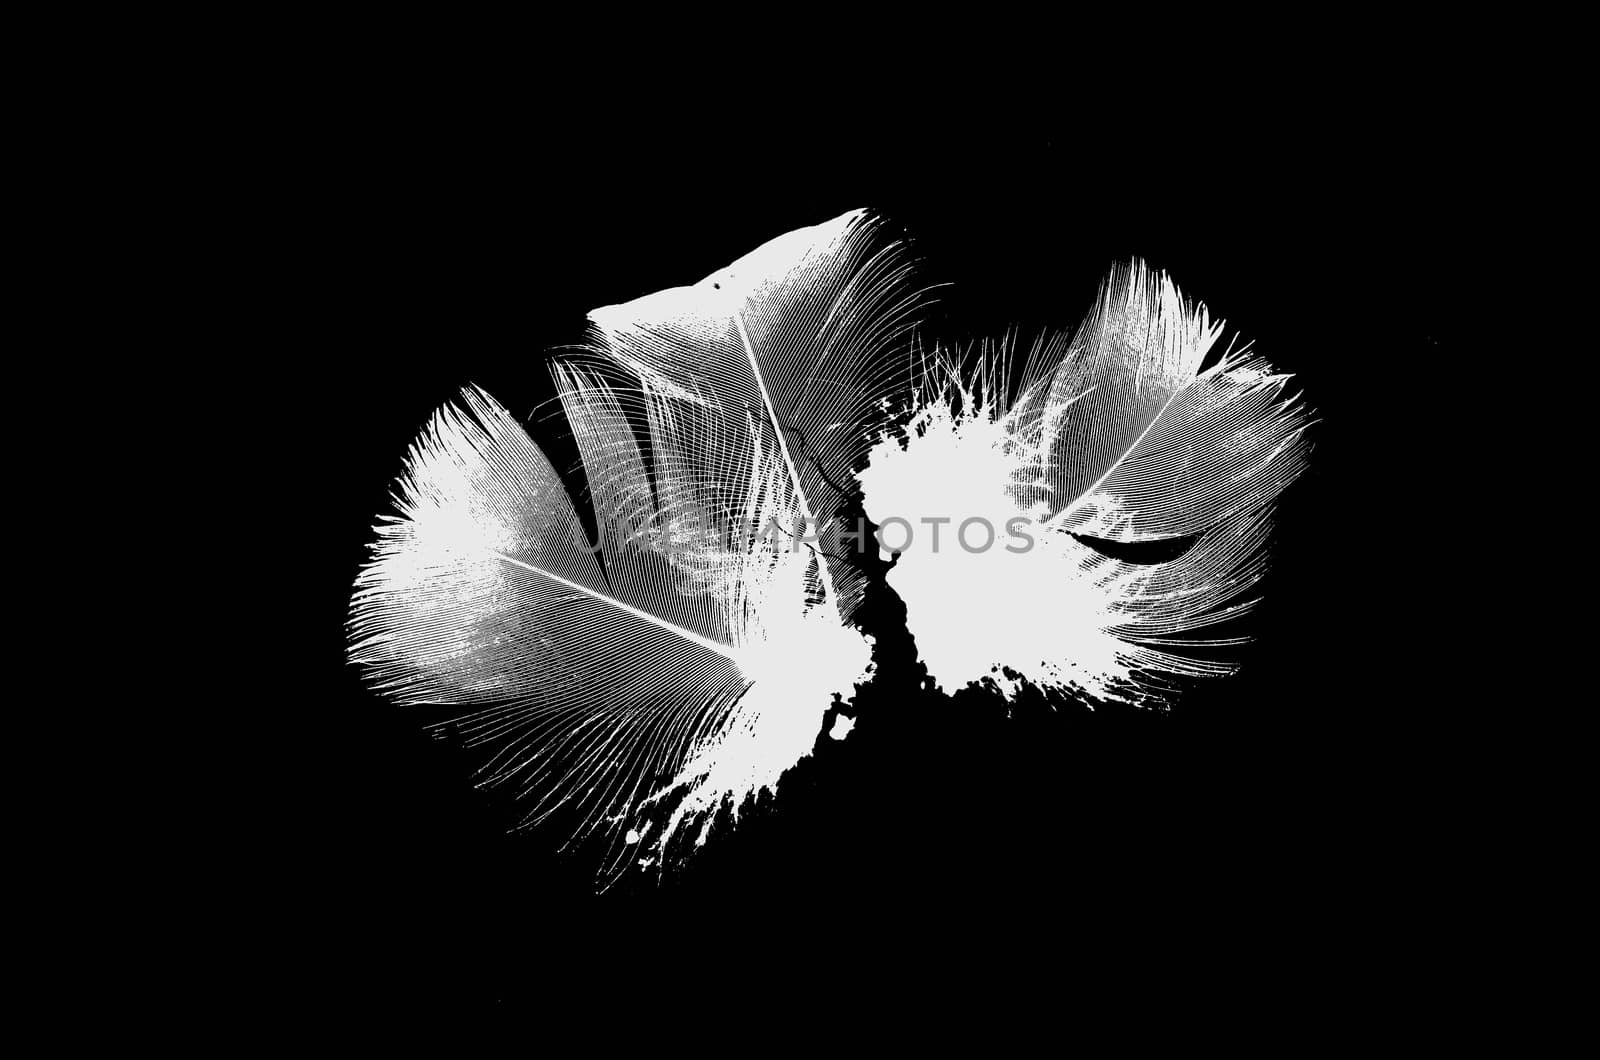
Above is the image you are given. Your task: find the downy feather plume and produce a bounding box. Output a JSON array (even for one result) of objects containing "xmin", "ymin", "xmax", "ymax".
[
  {"xmin": 349, "ymin": 213, "xmax": 1311, "ymax": 883},
  {"xmin": 856, "ymin": 261, "xmax": 1312, "ymax": 703},
  {"xmin": 586, "ymin": 210, "xmax": 924, "ymax": 622},
  {"xmin": 349, "ymin": 212, "xmax": 922, "ymax": 880}
]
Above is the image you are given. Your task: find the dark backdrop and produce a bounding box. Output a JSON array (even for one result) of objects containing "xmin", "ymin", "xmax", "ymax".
[{"xmin": 282, "ymin": 114, "xmax": 1459, "ymax": 1012}]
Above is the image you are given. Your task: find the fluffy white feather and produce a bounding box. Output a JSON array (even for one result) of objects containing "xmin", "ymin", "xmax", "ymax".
[
  {"xmin": 857, "ymin": 261, "xmax": 1312, "ymax": 703},
  {"xmin": 348, "ymin": 220, "xmax": 1312, "ymax": 881},
  {"xmin": 348, "ymin": 212, "xmax": 918, "ymax": 880},
  {"xmin": 586, "ymin": 208, "xmax": 924, "ymax": 622}
]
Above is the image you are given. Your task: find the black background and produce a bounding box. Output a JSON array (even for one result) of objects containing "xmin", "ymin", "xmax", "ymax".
[{"xmin": 282, "ymin": 111, "xmax": 1462, "ymax": 1013}]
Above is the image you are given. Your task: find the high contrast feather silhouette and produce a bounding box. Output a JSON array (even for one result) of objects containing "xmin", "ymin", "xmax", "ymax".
[
  {"xmin": 349, "ymin": 212, "xmax": 922, "ymax": 879},
  {"xmin": 857, "ymin": 262, "xmax": 1312, "ymax": 702},
  {"xmin": 348, "ymin": 213, "xmax": 1311, "ymax": 881}
]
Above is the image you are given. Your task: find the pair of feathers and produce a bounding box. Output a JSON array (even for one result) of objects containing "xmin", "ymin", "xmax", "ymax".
[{"xmin": 348, "ymin": 211, "xmax": 1310, "ymax": 879}]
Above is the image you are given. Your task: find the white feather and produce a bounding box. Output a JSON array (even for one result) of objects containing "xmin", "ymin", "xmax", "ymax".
[
  {"xmin": 586, "ymin": 208, "xmax": 925, "ymax": 620},
  {"xmin": 347, "ymin": 210, "xmax": 920, "ymax": 880},
  {"xmin": 857, "ymin": 262, "xmax": 1312, "ymax": 703},
  {"xmin": 349, "ymin": 380, "xmax": 872, "ymax": 879}
]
